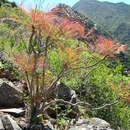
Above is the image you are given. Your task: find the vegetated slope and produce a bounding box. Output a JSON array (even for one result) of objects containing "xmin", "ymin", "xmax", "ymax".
[
  {"xmin": 0, "ymin": 3, "xmax": 110, "ymax": 52},
  {"xmin": 0, "ymin": 3, "xmax": 130, "ymax": 130},
  {"xmin": 51, "ymin": 4, "xmax": 112, "ymax": 38},
  {"xmin": 73, "ymin": 0, "xmax": 130, "ymax": 47},
  {"xmin": 0, "ymin": 3, "xmax": 126, "ymax": 53},
  {"xmin": 49, "ymin": 4, "xmax": 127, "ymax": 51},
  {"xmin": 0, "ymin": 1, "xmax": 30, "ymax": 81},
  {"xmin": 0, "ymin": 3, "xmax": 128, "ymax": 73}
]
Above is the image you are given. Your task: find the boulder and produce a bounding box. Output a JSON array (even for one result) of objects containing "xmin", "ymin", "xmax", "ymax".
[
  {"xmin": 17, "ymin": 117, "xmax": 27, "ymax": 130},
  {"xmin": 0, "ymin": 79, "xmax": 24, "ymax": 108},
  {"xmin": 43, "ymin": 121, "xmax": 54, "ymax": 130},
  {"xmin": 56, "ymin": 83, "xmax": 71, "ymax": 101},
  {"xmin": 0, "ymin": 118, "xmax": 4, "ymax": 130},
  {"xmin": 0, "ymin": 114, "xmax": 22, "ymax": 130},
  {"xmin": 56, "ymin": 83, "xmax": 77, "ymax": 103},
  {"xmin": 0, "ymin": 108, "xmax": 25, "ymax": 115},
  {"xmin": 69, "ymin": 118, "xmax": 113, "ymax": 130},
  {"xmin": 53, "ymin": 83, "xmax": 79, "ymax": 118},
  {"xmin": 31, "ymin": 121, "xmax": 53, "ymax": 130}
]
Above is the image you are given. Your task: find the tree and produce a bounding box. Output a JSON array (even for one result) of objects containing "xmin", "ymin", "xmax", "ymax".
[
  {"xmin": 95, "ymin": 36, "xmax": 128, "ymax": 56},
  {"xmin": 4, "ymin": 8, "xmax": 92, "ymax": 126}
]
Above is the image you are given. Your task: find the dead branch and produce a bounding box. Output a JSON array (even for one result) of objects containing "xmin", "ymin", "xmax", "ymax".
[
  {"xmin": 92, "ymin": 100, "xmax": 119, "ymax": 110},
  {"xmin": 43, "ymin": 99, "xmax": 119, "ymax": 113}
]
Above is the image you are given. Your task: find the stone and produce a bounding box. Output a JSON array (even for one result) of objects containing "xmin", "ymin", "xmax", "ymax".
[
  {"xmin": 43, "ymin": 126, "xmax": 53, "ymax": 130},
  {"xmin": 1, "ymin": 114, "xmax": 22, "ymax": 130},
  {"xmin": 69, "ymin": 118, "xmax": 113, "ymax": 130},
  {"xmin": 17, "ymin": 117, "xmax": 27, "ymax": 129},
  {"xmin": 0, "ymin": 118, "xmax": 4, "ymax": 130},
  {"xmin": 70, "ymin": 90, "xmax": 77, "ymax": 103},
  {"xmin": 56, "ymin": 83, "xmax": 77, "ymax": 103},
  {"xmin": 88, "ymin": 118, "xmax": 110, "ymax": 128},
  {"xmin": 0, "ymin": 79, "xmax": 24, "ymax": 108},
  {"xmin": 0, "ymin": 108, "xmax": 25, "ymax": 115},
  {"xmin": 54, "ymin": 83, "xmax": 79, "ymax": 119},
  {"xmin": 43, "ymin": 120, "xmax": 54, "ymax": 130},
  {"xmin": 31, "ymin": 121, "xmax": 54, "ymax": 130},
  {"xmin": 56, "ymin": 83, "xmax": 71, "ymax": 101},
  {"xmin": 31, "ymin": 124, "xmax": 42, "ymax": 130}
]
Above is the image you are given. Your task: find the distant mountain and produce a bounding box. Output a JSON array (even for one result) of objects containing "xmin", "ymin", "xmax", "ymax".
[{"xmin": 73, "ymin": 0, "xmax": 130, "ymax": 47}]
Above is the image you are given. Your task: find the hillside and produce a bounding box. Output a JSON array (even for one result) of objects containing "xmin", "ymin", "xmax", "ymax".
[
  {"xmin": 0, "ymin": 3, "xmax": 128, "ymax": 72},
  {"xmin": 0, "ymin": 3, "xmax": 115, "ymax": 51},
  {"xmin": 50, "ymin": 4, "xmax": 112, "ymax": 39},
  {"xmin": 0, "ymin": 2, "xmax": 130, "ymax": 130},
  {"xmin": 73, "ymin": 0, "xmax": 130, "ymax": 47}
]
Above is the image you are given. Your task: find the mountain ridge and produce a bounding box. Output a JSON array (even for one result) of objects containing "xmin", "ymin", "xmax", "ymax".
[{"xmin": 73, "ymin": 0, "xmax": 130, "ymax": 47}]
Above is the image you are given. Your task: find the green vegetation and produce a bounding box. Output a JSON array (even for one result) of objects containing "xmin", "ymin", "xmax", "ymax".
[
  {"xmin": 0, "ymin": 2, "xmax": 130, "ymax": 130},
  {"xmin": 69, "ymin": 60, "xmax": 130, "ymax": 129}
]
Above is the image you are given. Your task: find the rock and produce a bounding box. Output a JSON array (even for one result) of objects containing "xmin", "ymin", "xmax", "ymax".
[
  {"xmin": 0, "ymin": 118, "xmax": 4, "ymax": 130},
  {"xmin": 70, "ymin": 90, "xmax": 77, "ymax": 103},
  {"xmin": 31, "ymin": 124, "xmax": 43, "ymax": 130},
  {"xmin": 43, "ymin": 120, "xmax": 54, "ymax": 130},
  {"xmin": 43, "ymin": 126, "xmax": 53, "ymax": 130},
  {"xmin": 1, "ymin": 114, "xmax": 22, "ymax": 130},
  {"xmin": 53, "ymin": 83, "xmax": 79, "ymax": 119},
  {"xmin": 16, "ymin": 117, "xmax": 27, "ymax": 129},
  {"xmin": 31, "ymin": 121, "xmax": 54, "ymax": 130},
  {"xmin": 88, "ymin": 118, "xmax": 110, "ymax": 128},
  {"xmin": 56, "ymin": 83, "xmax": 77, "ymax": 103},
  {"xmin": 0, "ymin": 108, "xmax": 25, "ymax": 115},
  {"xmin": 69, "ymin": 118, "xmax": 113, "ymax": 130},
  {"xmin": 0, "ymin": 79, "xmax": 24, "ymax": 108},
  {"xmin": 56, "ymin": 83, "xmax": 71, "ymax": 101}
]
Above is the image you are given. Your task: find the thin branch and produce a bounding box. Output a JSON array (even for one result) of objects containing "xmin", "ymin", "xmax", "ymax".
[
  {"xmin": 46, "ymin": 68, "xmax": 65, "ymax": 97},
  {"xmin": 43, "ymin": 99, "xmax": 91, "ymax": 112},
  {"xmin": 65, "ymin": 56, "xmax": 107, "ymax": 75},
  {"xmin": 28, "ymin": 26, "xmax": 37, "ymax": 110},
  {"xmin": 42, "ymin": 36, "xmax": 49, "ymax": 97},
  {"xmin": 40, "ymin": 69, "xmax": 65, "ymax": 113},
  {"xmin": 25, "ymin": 71, "xmax": 31, "ymax": 93},
  {"xmin": 29, "ymin": 25, "xmax": 35, "ymax": 53},
  {"xmin": 92, "ymin": 100, "xmax": 119, "ymax": 110},
  {"xmin": 74, "ymin": 55, "xmax": 107, "ymax": 70},
  {"xmin": 43, "ymin": 99, "xmax": 119, "ymax": 113}
]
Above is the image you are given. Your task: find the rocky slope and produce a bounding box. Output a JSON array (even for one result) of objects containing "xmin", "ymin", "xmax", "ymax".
[
  {"xmin": 0, "ymin": 78, "xmax": 114, "ymax": 130},
  {"xmin": 51, "ymin": 4, "xmax": 112, "ymax": 38}
]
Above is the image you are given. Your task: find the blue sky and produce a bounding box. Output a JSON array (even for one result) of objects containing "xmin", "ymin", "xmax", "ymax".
[
  {"xmin": 8, "ymin": 0, "xmax": 79, "ymax": 11},
  {"xmin": 9, "ymin": 0, "xmax": 130, "ymax": 11}
]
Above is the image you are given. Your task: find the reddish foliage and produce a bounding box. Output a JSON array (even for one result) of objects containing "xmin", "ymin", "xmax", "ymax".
[
  {"xmin": 13, "ymin": 52, "xmax": 44, "ymax": 72},
  {"xmin": 30, "ymin": 9, "xmax": 128, "ymax": 58},
  {"xmin": 95, "ymin": 36, "xmax": 128, "ymax": 56},
  {"xmin": 59, "ymin": 18, "xmax": 85, "ymax": 37},
  {"xmin": 30, "ymin": 9, "xmax": 85, "ymax": 38}
]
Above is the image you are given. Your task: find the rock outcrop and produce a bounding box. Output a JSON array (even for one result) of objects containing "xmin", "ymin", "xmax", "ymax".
[
  {"xmin": 69, "ymin": 118, "xmax": 113, "ymax": 130},
  {"xmin": 0, "ymin": 79, "xmax": 24, "ymax": 108},
  {"xmin": 0, "ymin": 114, "xmax": 22, "ymax": 130}
]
